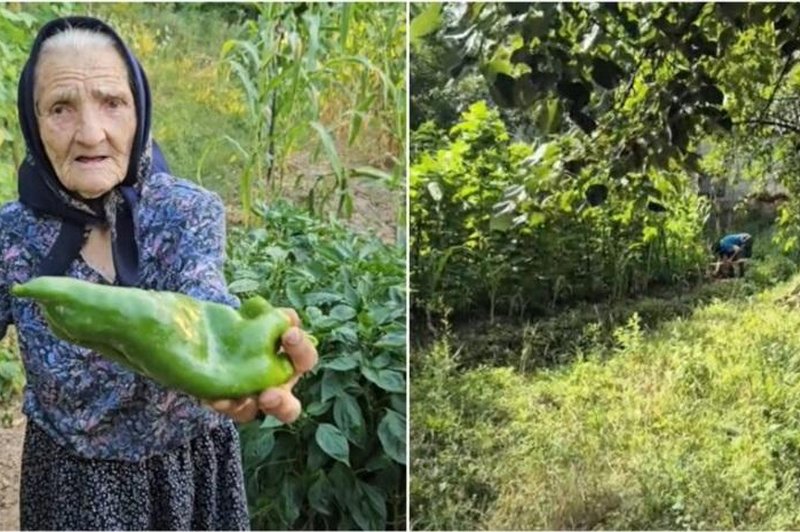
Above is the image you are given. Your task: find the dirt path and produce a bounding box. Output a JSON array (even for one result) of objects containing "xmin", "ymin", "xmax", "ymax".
[{"xmin": 0, "ymin": 403, "xmax": 24, "ymax": 532}]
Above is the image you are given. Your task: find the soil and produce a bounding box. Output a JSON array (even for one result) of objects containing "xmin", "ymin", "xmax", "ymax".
[{"xmin": 225, "ymin": 152, "xmax": 403, "ymax": 246}]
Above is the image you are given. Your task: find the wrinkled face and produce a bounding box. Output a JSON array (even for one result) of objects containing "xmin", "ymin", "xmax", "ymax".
[{"xmin": 35, "ymin": 45, "xmax": 136, "ymax": 199}]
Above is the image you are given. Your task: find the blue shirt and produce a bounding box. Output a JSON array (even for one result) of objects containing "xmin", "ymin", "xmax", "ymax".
[
  {"xmin": 0, "ymin": 172, "xmax": 238, "ymax": 461},
  {"xmin": 719, "ymin": 233, "xmax": 749, "ymax": 254}
]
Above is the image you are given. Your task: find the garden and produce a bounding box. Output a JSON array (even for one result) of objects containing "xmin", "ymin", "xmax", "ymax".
[{"xmin": 0, "ymin": 3, "xmax": 406, "ymax": 530}]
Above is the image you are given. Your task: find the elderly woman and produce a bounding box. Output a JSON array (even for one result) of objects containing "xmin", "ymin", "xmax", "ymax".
[{"xmin": 6, "ymin": 16, "xmax": 318, "ymax": 530}]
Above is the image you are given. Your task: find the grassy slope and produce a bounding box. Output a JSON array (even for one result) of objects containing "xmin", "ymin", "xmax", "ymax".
[{"xmin": 412, "ymin": 274, "xmax": 800, "ymax": 530}]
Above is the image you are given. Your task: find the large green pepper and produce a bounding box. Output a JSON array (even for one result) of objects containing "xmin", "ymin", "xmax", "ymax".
[{"xmin": 12, "ymin": 276, "xmax": 295, "ymax": 399}]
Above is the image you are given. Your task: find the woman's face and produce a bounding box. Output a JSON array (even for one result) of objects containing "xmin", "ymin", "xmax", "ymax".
[{"xmin": 34, "ymin": 45, "xmax": 136, "ymax": 199}]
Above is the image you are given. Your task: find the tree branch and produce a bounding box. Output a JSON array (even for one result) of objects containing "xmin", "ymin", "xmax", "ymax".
[
  {"xmin": 735, "ymin": 118, "xmax": 800, "ymax": 135},
  {"xmin": 758, "ymin": 55, "xmax": 796, "ymax": 123}
]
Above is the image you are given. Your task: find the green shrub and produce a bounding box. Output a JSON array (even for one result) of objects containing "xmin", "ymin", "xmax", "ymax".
[
  {"xmin": 746, "ymin": 253, "xmax": 797, "ymax": 288},
  {"xmin": 411, "ymin": 101, "xmax": 712, "ymax": 322}
]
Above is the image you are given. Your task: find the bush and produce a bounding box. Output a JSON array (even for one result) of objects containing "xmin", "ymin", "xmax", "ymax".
[
  {"xmin": 411, "ymin": 101, "xmax": 712, "ymax": 323},
  {"xmin": 746, "ymin": 253, "xmax": 797, "ymax": 288}
]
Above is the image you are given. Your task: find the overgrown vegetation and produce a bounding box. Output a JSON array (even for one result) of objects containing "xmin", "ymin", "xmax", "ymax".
[
  {"xmin": 1, "ymin": 3, "xmax": 405, "ymax": 221},
  {"xmin": 411, "ymin": 3, "xmax": 800, "ymax": 530},
  {"xmin": 412, "ymin": 102, "xmax": 711, "ymax": 323},
  {"xmin": 412, "ymin": 274, "xmax": 800, "ymax": 529},
  {"xmin": 410, "ymin": 3, "xmax": 800, "ymax": 322}
]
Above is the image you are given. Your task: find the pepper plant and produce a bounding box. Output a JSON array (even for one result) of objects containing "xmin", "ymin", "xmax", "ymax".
[{"xmin": 225, "ymin": 201, "xmax": 406, "ymax": 530}]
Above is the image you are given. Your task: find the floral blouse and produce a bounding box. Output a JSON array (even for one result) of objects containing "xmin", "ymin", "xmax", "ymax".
[{"xmin": 0, "ymin": 172, "xmax": 240, "ymax": 461}]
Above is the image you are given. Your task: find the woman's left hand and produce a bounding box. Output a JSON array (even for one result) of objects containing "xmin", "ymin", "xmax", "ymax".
[{"xmin": 208, "ymin": 308, "xmax": 318, "ymax": 424}]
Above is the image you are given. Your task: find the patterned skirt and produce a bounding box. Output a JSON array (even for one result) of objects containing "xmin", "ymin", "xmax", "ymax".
[{"xmin": 20, "ymin": 419, "xmax": 250, "ymax": 531}]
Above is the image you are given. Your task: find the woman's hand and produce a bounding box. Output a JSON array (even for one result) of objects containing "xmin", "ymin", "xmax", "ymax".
[{"xmin": 208, "ymin": 308, "xmax": 318, "ymax": 424}]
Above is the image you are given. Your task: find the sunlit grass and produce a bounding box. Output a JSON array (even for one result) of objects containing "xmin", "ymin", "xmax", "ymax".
[{"xmin": 412, "ymin": 275, "xmax": 800, "ymax": 530}]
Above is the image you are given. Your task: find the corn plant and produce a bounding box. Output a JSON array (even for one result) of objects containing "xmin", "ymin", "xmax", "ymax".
[{"xmin": 220, "ymin": 3, "xmax": 405, "ymax": 226}]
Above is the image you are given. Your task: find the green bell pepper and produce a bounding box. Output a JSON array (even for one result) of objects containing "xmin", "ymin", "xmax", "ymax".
[{"xmin": 12, "ymin": 276, "xmax": 295, "ymax": 399}]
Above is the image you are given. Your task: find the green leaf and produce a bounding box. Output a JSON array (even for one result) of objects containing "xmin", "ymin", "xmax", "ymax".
[
  {"xmin": 285, "ymin": 284, "xmax": 305, "ymax": 309},
  {"xmin": 378, "ymin": 409, "xmax": 406, "ymax": 464},
  {"xmin": 372, "ymin": 353, "xmax": 394, "ymax": 369},
  {"xmin": 353, "ymin": 165, "xmax": 392, "ymax": 182},
  {"xmin": 339, "ymin": 3, "xmax": 351, "ymax": 47},
  {"xmin": 246, "ymin": 428, "xmax": 276, "ymax": 463},
  {"xmin": 334, "ymin": 394, "xmax": 367, "ymax": 446},
  {"xmin": 348, "ymin": 111, "xmax": 365, "ymax": 147},
  {"xmin": 321, "ymin": 369, "xmax": 351, "ymax": 402},
  {"xmin": 228, "ymin": 279, "xmax": 260, "ymax": 294},
  {"xmin": 410, "ymin": 3, "xmax": 442, "ymax": 45},
  {"xmin": 220, "ymin": 38, "xmax": 237, "ymax": 58},
  {"xmin": 343, "ymin": 282, "xmax": 360, "ymax": 307},
  {"xmin": 529, "ymin": 212, "xmax": 546, "ymax": 228},
  {"xmin": 374, "ymin": 331, "xmax": 405, "ymax": 349},
  {"xmin": 280, "ymin": 476, "xmax": 302, "ymax": 526},
  {"xmin": 322, "ymin": 355, "xmax": 360, "ymax": 371},
  {"xmin": 227, "ymin": 60, "xmax": 258, "ymax": 112},
  {"xmin": 362, "ymin": 367, "xmax": 405, "ymax": 393},
  {"xmin": 537, "ymin": 97, "xmax": 561, "ymax": 134},
  {"xmin": 306, "ymin": 400, "xmax": 333, "ymax": 417},
  {"xmin": 390, "ymin": 393, "xmax": 406, "ymax": 416},
  {"xmin": 348, "ymin": 480, "xmax": 387, "ymax": 531},
  {"xmin": 307, "ymin": 471, "xmax": 334, "ymax": 516},
  {"xmin": 328, "ymin": 462, "xmax": 356, "ymax": 508},
  {"xmin": 315, "ymin": 423, "xmax": 350, "ymax": 465},
  {"xmin": 330, "ymin": 324, "xmax": 359, "ymax": 345},
  {"xmin": 330, "ymin": 304, "xmax": 357, "ymax": 322},
  {"xmin": 311, "ymin": 121, "xmax": 344, "ymax": 180},
  {"xmin": 260, "ymin": 416, "xmax": 285, "ymax": 429}
]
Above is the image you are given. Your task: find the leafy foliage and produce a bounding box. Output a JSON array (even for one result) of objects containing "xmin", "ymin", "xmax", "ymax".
[
  {"xmin": 226, "ymin": 201, "xmax": 406, "ymax": 530},
  {"xmin": 411, "ymin": 102, "xmax": 710, "ymax": 321},
  {"xmin": 416, "ymin": 3, "xmax": 794, "ymax": 162},
  {"xmin": 0, "ymin": 4, "xmax": 69, "ymax": 202},
  {"xmin": 411, "ymin": 3, "xmax": 800, "ymax": 254}
]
